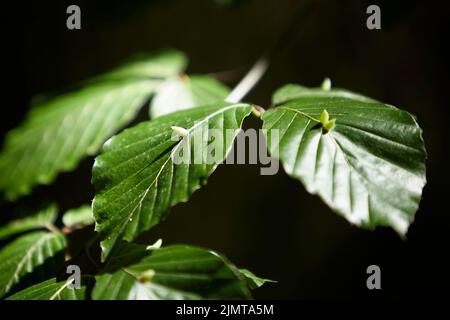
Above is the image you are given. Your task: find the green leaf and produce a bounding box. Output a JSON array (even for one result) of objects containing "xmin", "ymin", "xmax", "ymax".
[
  {"xmin": 150, "ymin": 75, "xmax": 230, "ymax": 118},
  {"xmin": 93, "ymin": 50, "xmax": 187, "ymax": 81},
  {"xmin": 271, "ymin": 83, "xmax": 377, "ymax": 105},
  {"xmin": 92, "ymin": 244, "xmax": 251, "ymax": 300},
  {"xmin": 6, "ymin": 277, "xmax": 88, "ymax": 300},
  {"xmin": 263, "ymin": 84, "xmax": 426, "ymax": 235},
  {"xmin": 0, "ymin": 231, "xmax": 66, "ymax": 297},
  {"xmin": 0, "ymin": 204, "xmax": 57, "ymax": 240},
  {"xmin": 238, "ymin": 268, "xmax": 276, "ymax": 289},
  {"xmin": 62, "ymin": 205, "xmax": 94, "ymax": 228},
  {"xmin": 92, "ymin": 103, "xmax": 252, "ymax": 260},
  {"xmin": 0, "ymin": 50, "xmax": 187, "ymax": 200}
]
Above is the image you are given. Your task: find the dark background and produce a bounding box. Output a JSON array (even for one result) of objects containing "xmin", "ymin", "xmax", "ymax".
[{"xmin": 1, "ymin": 0, "xmax": 449, "ymax": 299}]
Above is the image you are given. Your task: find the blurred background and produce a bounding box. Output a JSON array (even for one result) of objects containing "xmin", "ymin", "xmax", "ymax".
[{"xmin": 1, "ymin": 0, "xmax": 449, "ymax": 299}]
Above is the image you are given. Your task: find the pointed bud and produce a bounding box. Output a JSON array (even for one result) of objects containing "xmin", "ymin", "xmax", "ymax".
[
  {"xmin": 138, "ymin": 269, "xmax": 156, "ymax": 283},
  {"xmin": 320, "ymin": 109, "xmax": 329, "ymax": 125},
  {"xmin": 321, "ymin": 78, "xmax": 331, "ymax": 91},
  {"xmin": 171, "ymin": 126, "xmax": 189, "ymax": 138},
  {"xmin": 146, "ymin": 239, "xmax": 163, "ymax": 251},
  {"xmin": 323, "ymin": 118, "xmax": 336, "ymax": 132}
]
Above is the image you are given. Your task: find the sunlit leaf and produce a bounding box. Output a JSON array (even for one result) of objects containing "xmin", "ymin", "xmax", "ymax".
[
  {"xmin": 263, "ymin": 84, "xmax": 426, "ymax": 235},
  {"xmin": 92, "ymin": 103, "xmax": 252, "ymax": 260}
]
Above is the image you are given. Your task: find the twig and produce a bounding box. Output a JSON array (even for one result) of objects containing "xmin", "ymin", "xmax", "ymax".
[
  {"xmin": 225, "ymin": 0, "xmax": 315, "ymax": 104},
  {"xmin": 45, "ymin": 223, "xmax": 61, "ymax": 235},
  {"xmin": 226, "ymin": 56, "xmax": 269, "ymax": 103}
]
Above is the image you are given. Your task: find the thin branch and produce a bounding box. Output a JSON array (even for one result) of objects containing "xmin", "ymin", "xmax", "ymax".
[
  {"xmin": 225, "ymin": 0, "xmax": 315, "ymax": 104},
  {"xmin": 44, "ymin": 223, "xmax": 61, "ymax": 235},
  {"xmin": 226, "ymin": 56, "xmax": 269, "ymax": 103}
]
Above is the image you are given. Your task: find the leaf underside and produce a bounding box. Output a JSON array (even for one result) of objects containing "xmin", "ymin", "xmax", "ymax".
[
  {"xmin": 92, "ymin": 244, "xmax": 251, "ymax": 300},
  {"xmin": 92, "ymin": 103, "xmax": 252, "ymax": 260},
  {"xmin": 0, "ymin": 50, "xmax": 186, "ymax": 200},
  {"xmin": 263, "ymin": 84, "xmax": 426, "ymax": 235}
]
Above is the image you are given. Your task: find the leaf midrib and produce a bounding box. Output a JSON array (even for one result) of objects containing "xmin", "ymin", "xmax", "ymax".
[
  {"xmin": 277, "ymin": 106, "xmax": 373, "ymax": 219},
  {"xmin": 99, "ymin": 104, "xmax": 249, "ymax": 253},
  {"xmin": 126, "ymin": 103, "xmax": 248, "ymax": 218}
]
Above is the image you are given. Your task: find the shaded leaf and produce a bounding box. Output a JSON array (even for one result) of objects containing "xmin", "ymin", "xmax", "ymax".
[
  {"xmin": 0, "ymin": 231, "xmax": 66, "ymax": 297},
  {"xmin": 0, "ymin": 204, "xmax": 57, "ymax": 240},
  {"xmin": 92, "ymin": 244, "xmax": 251, "ymax": 300},
  {"xmin": 0, "ymin": 50, "xmax": 186, "ymax": 200},
  {"xmin": 92, "ymin": 103, "xmax": 252, "ymax": 260},
  {"xmin": 6, "ymin": 277, "xmax": 88, "ymax": 300},
  {"xmin": 150, "ymin": 75, "xmax": 230, "ymax": 118},
  {"xmin": 62, "ymin": 205, "xmax": 94, "ymax": 228},
  {"xmin": 263, "ymin": 84, "xmax": 426, "ymax": 235}
]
